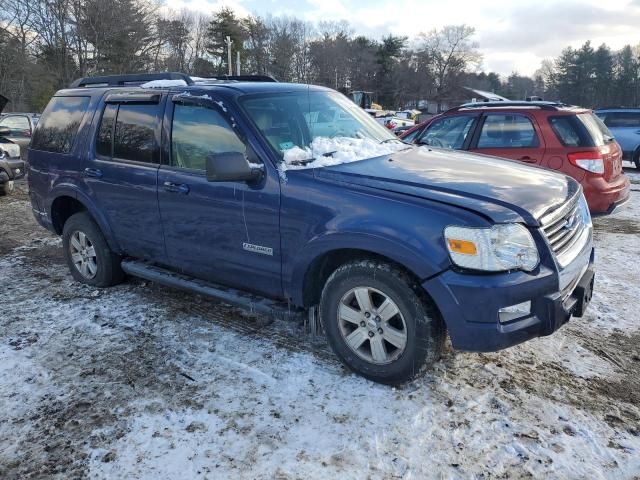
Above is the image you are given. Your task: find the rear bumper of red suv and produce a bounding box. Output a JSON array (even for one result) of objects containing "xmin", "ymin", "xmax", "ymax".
[{"xmin": 583, "ymin": 173, "xmax": 631, "ymax": 214}]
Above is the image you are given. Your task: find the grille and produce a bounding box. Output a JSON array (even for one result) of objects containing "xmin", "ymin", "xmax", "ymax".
[{"xmin": 539, "ymin": 194, "xmax": 589, "ymax": 265}]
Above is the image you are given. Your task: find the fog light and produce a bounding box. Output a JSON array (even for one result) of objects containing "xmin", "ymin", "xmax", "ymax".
[{"xmin": 499, "ymin": 301, "xmax": 531, "ymax": 323}]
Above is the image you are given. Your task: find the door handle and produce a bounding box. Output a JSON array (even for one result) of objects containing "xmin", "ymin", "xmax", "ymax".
[
  {"xmin": 163, "ymin": 181, "xmax": 190, "ymax": 194},
  {"xmin": 519, "ymin": 156, "xmax": 537, "ymax": 163},
  {"xmin": 84, "ymin": 168, "xmax": 103, "ymax": 178}
]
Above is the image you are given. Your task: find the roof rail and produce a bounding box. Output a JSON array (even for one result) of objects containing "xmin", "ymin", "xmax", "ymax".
[
  {"xmin": 594, "ymin": 106, "xmax": 639, "ymax": 111},
  {"xmin": 69, "ymin": 72, "xmax": 194, "ymax": 88},
  {"xmin": 192, "ymin": 74, "xmax": 277, "ymax": 83},
  {"xmin": 448, "ymin": 100, "xmax": 570, "ymax": 112},
  {"xmin": 447, "ymin": 100, "xmax": 577, "ymax": 112}
]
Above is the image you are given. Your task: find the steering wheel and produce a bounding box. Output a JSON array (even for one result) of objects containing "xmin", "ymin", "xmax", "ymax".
[
  {"xmin": 426, "ymin": 137, "xmax": 446, "ymax": 148},
  {"xmin": 330, "ymin": 129, "xmax": 349, "ymax": 139}
]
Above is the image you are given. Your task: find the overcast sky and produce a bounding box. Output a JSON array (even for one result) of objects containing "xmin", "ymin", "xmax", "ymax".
[{"xmin": 163, "ymin": 0, "xmax": 640, "ymax": 76}]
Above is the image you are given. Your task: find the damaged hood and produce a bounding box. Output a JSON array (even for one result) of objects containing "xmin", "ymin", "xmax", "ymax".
[{"xmin": 314, "ymin": 146, "xmax": 580, "ymax": 226}]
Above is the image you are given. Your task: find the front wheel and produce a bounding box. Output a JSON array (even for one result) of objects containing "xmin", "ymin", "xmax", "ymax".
[
  {"xmin": 0, "ymin": 172, "xmax": 12, "ymax": 196},
  {"xmin": 320, "ymin": 261, "xmax": 445, "ymax": 385}
]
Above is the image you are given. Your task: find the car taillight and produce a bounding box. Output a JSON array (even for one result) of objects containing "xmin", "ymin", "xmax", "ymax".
[{"xmin": 567, "ymin": 151, "xmax": 604, "ymax": 174}]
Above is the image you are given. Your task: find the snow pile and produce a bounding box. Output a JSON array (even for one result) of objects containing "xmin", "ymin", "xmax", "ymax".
[
  {"xmin": 281, "ymin": 136, "xmax": 408, "ymax": 171},
  {"xmin": 141, "ymin": 79, "xmax": 188, "ymax": 88},
  {"xmin": 2, "ymin": 175, "xmax": 640, "ymax": 478},
  {"xmin": 174, "ymin": 91, "xmax": 212, "ymax": 101}
]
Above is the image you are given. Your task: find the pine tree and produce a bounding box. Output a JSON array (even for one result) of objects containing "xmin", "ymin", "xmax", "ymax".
[{"xmin": 205, "ymin": 7, "xmax": 247, "ymax": 74}]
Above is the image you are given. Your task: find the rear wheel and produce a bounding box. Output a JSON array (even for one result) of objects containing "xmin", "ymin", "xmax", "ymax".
[
  {"xmin": 320, "ymin": 260, "xmax": 445, "ymax": 385},
  {"xmin": 62, "ymin": 212, "xmax": 124, "ymax": 287}
]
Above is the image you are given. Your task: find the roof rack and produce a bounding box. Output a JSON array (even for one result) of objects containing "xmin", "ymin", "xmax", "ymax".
[
  {"xmin": 448, "ymin": 101, "xmax": 572, "ymax": 112},
  {"xmin": 192, "ymin": 75, "xmax": 277, "ymax": 83},
  {"xmin": 70, "ymin": 72, "xmax": 278, "ymax": 89},
  {"xmin": 69, "ymin": 72, "xmax": 194, "ymax": 88}
]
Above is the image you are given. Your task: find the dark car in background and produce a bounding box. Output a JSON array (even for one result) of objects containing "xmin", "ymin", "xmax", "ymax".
[
  {"xmin": 400, "ymin": 101, "xmax": 630, "ymax": 215},
  {"xmin": 595, "ymin": 108, "xmax": 640, "ymax": 169}
]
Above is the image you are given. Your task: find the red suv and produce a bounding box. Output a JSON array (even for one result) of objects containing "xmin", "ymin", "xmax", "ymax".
[{"xmin": 400, "ymin": 101, "xmax": 630, "ymax": 214}]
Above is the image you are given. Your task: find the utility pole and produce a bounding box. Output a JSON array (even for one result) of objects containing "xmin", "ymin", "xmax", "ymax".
[
  {"xmin": 236, "ymin": 51, "xmax": 241, "ymax": 76},
  {"xmin": 225, "ymin": 36, "xmax": 233, "ymax": 75}
]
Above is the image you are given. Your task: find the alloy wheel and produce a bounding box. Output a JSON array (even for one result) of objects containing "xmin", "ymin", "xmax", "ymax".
[
  {"xmin": 337, "ymin": 286, "xmax": 408, "ymax": 365},
  {"xmin": 70, "ymin": 231, "xmax": 98, "ymax": 279}
]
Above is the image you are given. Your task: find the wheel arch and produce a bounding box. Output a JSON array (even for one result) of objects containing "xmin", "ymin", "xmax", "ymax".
[
  {"xmin": 289, "ymin": 234, "xmax": 448, "ymax": 308},
  {"xmin": 48, "ymin": 187, "xmax": 121, "ymax": 252}
]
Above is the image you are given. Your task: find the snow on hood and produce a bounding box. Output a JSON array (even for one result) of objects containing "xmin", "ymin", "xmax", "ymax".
[
  {"xmin": 281, "ymin": 137, "xmax": 408, "ymax": 173},
  {"xmin": 141, "ymin": 79, "xmax": 188, "ymax": 88}
]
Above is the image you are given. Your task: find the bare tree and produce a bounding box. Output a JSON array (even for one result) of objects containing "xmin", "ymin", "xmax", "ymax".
[
  {"xmin": 418, "ymin": 25, "xmax": 481, "ymax": 93},
  {"xmin": 0, "ymin": 0, "xmax": 38, "ymax": 108}
]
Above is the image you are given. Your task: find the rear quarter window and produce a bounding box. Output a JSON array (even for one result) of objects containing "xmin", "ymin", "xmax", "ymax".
[
  {"xmin": 549, "ymin": 113, "xmax": 613, "ymax": 147},
  {"xmin": 31, "ymin": 96, "xmax": 90, "ymax": 153}
]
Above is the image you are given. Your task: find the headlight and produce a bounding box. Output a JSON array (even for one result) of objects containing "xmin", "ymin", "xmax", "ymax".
[
  {"xmin": 444, "ymin": 224, "xmax": 539, "ymax": 272},
  {"xmin": 577, "ymin": 193, "xmax": 592, "ymax": 228}
]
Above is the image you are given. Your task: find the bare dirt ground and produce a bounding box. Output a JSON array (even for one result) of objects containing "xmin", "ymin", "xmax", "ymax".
[{"xmin": 1, "ymin": 172, "xmax": 639, "ymax": 479}]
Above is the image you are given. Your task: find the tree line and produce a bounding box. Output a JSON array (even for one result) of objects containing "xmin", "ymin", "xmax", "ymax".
[{"xmin": 1, "ymin": 0, "xmax": 639, "ymax": 112}]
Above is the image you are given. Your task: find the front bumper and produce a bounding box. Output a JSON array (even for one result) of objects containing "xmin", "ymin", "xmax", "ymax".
[
  {"xmin": 0, "ymin": 158, "xmax": 26, "ymax": 181},
  {"xmin": 424, "ymin": 248, "xmax": 595, "ymax": 352}
]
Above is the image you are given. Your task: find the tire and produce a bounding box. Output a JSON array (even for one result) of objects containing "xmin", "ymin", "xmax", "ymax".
[
  {"xmin": 62, "ymin": 212, "xmax": 124, "ymax": 287},
  {"xmin": 320, "ymin": 260, "xmax": 445, "ymax": 385},
  {"xmin": 0, "ymin": 172, "xmax": 11, "ymax": 196},
  {"xmin": 634, "ymin": 149, "xmax": 640, "ymax": 170}
]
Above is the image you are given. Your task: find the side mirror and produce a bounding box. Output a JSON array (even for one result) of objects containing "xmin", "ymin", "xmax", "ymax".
[
  {"xmin": 205, "ymin": 151, "xmax": 263, "ymax": 183},
  {"xmin": 0, "ymin": 126, "xmax": 10, "ymax": 137}
]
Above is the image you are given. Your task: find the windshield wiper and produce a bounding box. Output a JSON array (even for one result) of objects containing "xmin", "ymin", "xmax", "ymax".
[
  {"xmin": 288, "ymin": 158, "xmax": 315, "ymax": 166},
  {"xmin": 288, "ymin": 151, "xmax": 335, "ymax": 166}
]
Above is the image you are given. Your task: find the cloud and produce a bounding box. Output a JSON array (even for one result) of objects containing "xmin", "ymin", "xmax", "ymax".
[
  {"xmin": 161, "ymin": 0, "xmax": 640, "ymax": 75},
  {"xmin": 160, "ymin": 0, "xmax": 251, "ymax": 16}
]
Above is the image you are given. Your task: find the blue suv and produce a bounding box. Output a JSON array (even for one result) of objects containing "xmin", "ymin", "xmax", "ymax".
[
  {"xmin": 596, "ymin": 108, "xmax": 640, "ymax": 169},
  {"xmin": 28, "ymin": 73, "xmax": 595, "ymax": 384}
]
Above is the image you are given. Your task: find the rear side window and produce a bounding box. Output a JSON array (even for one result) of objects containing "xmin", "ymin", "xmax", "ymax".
[
  {"xmin": 550, "ymin": 113, "xmax": 614, "ymax": 147},
  {"xmin": 113, "ymin": 104, "xmax": 159, "ymax": 163},
  {"xmin": 602, "ymin": 112, "xmax": 640, "ymax": 128},
  {"xmin": 31, "ymin": 96, "xmax": 90, "ymax": 153},
  {"xmin": 477, "ymin": 114, "xmax": 538, "ymax": 148},
  {"xmin": 96, "ymin": 104, "xmax": 117, "ymax": 157},
  {"xmin": 95, "ymin": 103, "xmax": 160, "ymax": 163}
]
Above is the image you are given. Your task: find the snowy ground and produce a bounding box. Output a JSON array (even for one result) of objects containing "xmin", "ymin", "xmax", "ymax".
[{"xmin": 1, "ymin": 171, "xmax": 639, "ymax": 479}]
